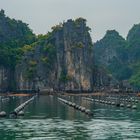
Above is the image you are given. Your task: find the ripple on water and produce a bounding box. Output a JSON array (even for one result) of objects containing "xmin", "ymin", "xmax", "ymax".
[
  {"xmin": 0, "ymin": 118, "xmax": 140, "ymax": 140},
  {"xmin": 1, "ymin": 96, "xmax": 140, "ymax": 140}
]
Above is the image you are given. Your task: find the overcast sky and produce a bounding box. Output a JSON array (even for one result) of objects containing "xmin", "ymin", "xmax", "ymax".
[{"xmin": 0, "ymin": 0, "xmax": 140, "ymax": 41}]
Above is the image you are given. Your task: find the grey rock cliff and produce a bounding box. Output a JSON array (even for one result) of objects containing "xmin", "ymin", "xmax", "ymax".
[
  {"xmin": 16, "ymin": 18, "xmax": 93, "ymax": 92},
  {"xmin": 93, "ymin": 30, "xmax": 128, "ymax": 87},
  {"xmin": 0, "ymin": 67, "xmax": 8, "ymax": 91}
]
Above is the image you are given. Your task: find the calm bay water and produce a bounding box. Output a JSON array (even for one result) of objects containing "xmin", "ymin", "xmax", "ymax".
[{"xmin": 0, "ymin": 95, "xmax": 140, "ymax": 140}]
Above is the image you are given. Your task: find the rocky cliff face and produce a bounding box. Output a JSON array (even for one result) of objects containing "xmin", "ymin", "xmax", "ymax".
[
  {"xmin": 0, "ymin": 67, "xmax": 9, "ymax": 92},
  {"xmin": 0, "ymin": 9, "xmax": 35, "ymax": 92},
  {"xmin": 126, "ymin": 24, "xmax": 140, "ymax": 88},
  {"xmin": 93, "ymin": 30, "xmax": 130, "ymax": 87},
  {"xmin": 94, "ymin": 26, "xmax": 140, "ymax": 88},
  {"xmin": 2, "ymin": 8, "xmax": 140, "ymax": 91},
  {"xmin": 127, "ymin": 23, "xmax": 140, "ymax": 62},
  {"xmin": 94, "ymin": 30, "xmax": 127, "ymax": 66},
  {"xmin": 16, "ymin": 18, "xmax": 93, "ymax": 92}
]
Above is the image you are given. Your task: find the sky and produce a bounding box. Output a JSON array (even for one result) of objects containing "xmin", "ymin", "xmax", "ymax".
[{"xmin": 0, "ymin": 0, "xmax": 140, "ymax": 41}]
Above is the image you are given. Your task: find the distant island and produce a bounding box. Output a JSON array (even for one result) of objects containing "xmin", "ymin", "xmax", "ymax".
[{"xmin": 0, "ymin": 9, "xmax": 140, "ymax": 93}]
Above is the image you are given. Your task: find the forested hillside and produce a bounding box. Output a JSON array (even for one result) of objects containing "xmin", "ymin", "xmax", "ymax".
[
  {"xmin": 0, "ymin": 9, "xmax": 35, "ymax": 91},
  {"xmin": 0, "ymin": 9, "xmax": 140, "ymax": 92},
  {"xmin": 94, "ymin": 24, "xmax": 140, "ymax": 88},
  {"xmin": 16, "ymin": 18, "xmax": 93, "ymax": 92},
  {"xmin": 0, "ymin": 9, "xmax": 35, "ymax": 68}
]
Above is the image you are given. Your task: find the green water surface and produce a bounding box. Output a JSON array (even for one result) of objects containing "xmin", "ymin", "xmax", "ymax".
[{"xmin": 0, "ymin": 95, "xmax": 140, "ymax": 140}]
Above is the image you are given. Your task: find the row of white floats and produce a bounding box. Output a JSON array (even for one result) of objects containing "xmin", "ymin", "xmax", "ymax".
[
  {"xmin": 58, "ymin": 97, "xmax": 93, "ymax": 116},
  {"xmin": 0, "ymin": 95, "xmax": 37, "ymax": 118},
  {"xmin": 83, "ymin": 97, "xmax": 138, "ymax": 109}
]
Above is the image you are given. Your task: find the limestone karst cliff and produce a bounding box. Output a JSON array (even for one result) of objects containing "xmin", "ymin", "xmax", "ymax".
[
  {"xmin": 1, "ymin": 9, "xmax": 140, "ymax": 92},
  {"xmin": 16, "ymin": 18, "xmax": 93, "ymax": 92},
  {"xmin": 94, "ymin": 30, "xmax": 129, "ymax": 82},
  {"xmin": 93, "ymin": 30, "xmax": 131, "ymax": 88},
  {"xmin": 0, "ymin": 67, "xmax": 9, "ymax": 91},
  {"xmin": 0, "ymin": 9, "xmax": 35, "ymax": 92},
  {"xmin": 94, "ymin": 26, "xmax": 140, "ymax": 89}
]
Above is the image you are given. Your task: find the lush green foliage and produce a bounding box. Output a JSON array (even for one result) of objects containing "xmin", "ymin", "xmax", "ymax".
[
  {"xmin": 75, "ymin": 42, "xmax": 84, "ymax": 48},
  {"xmin": 126, "ymin": 24, "xmax": 140, "ymax": 87},
  {"xmin": 25, "ymin": 60, "xmax": 37, "ymax": 80},
  {"xmin": 129, "ymin": 71, "xmax": 140, "ymax": 87},
  {"xmin": 59, "ymin": 70, "xmax": 71, "ymax": 82},
  {"xmin": 23, "ymin": 33, "xmax": 56, "ymax": 80},
  {"xmin": 128, "ymin": 62, "xmax": 140, "ymax": 87},
  {"xmin": 95, "ymin": 30, "xmax": 129, "ymax": 79},
  {"xmin": 0, "ymin": 10, "xmax": 35, "ymax": 68},
  {"xmin": 108, "ymin": 57, "xmax": 132, "ymax": 80},
  {"xmin": 3, "ymin": 9, "xmax": 140, "ymax": 89},
  {"xmin": 42, "ymin": 43, "xmax": 56, "ymax": 70},
  {"xmin": 95, "ymin": 25, "xmax": 140, "ymax": 88}
]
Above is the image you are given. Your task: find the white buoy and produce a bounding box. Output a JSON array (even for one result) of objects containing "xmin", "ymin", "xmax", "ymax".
[
  {"xmin": 128, "ymin": 100, "xmax": 131, "ymax": 102},
  {"xmin": 0, "ymin": 111, "xmax": 6, "ymax": 117},
  {"xmin": 108, "ymin": 101, "xmax": 111, "ymax": 105},
  {"xmin": 69, "ymin": 102, "xmax": 72, "ymax": 106},
  {"xmin": 75, "ymin": 105, "xmax": 79, "ymax": 109},
  {"xmin": 112, "ymin": 102, "xmax": 115, "ymax": 105},
  {"xmin": 132, "ymin": 99, "xmax": 135, "ymax": 102},
  {"xmin": 135, "ymin": 100, "xmax": 138, "ymax": 103},
  {"xmin": 78, "ymin": 106, "xmax": 82, "ymax": 110},
  {"xmin": 127, "ymin": 104, "xmax": 131, "ymax": 108},
  {"xmin": 85, "ymin": 109, "xmax": 90, "ymax": 114},
  {"xmin": 72, "ymin": 103, "xmax": 76, "ymax": 107},
  {"xmin": 120, "ymin": 103, "xmax": 124, "ymax": 107},
  {"xmin": 132, "ymin": 105, "xmax": 137, "ymax": 109},
  {"xmin": 81, "ymin": 107, "xmax": 86, "ymax": 112},
  {"xmin": 18, "ymin": 111, "xmax": 24, "ymax": 116}
]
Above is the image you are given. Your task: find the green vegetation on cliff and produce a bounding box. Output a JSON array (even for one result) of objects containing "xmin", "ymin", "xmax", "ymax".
[
  {"xmin": 1, "ymin": 8, "xmax": 140, "ymax": 91},
  {"xmin": 16, "ymin": 17, "xmax": 93, "ymax": 91},
  {"xmin": 129, "ymin": 62, "xmax": 140, "ymax": 87},
  {"xmin": 94, "ymin": 24, "xmax": 140, "ymax": 88},
  {"xmin": 0, "ymin": 9, "xmax": 35, "ymax": 68},
  {"xmin": 126, "ymin": 24, "xmax": 140, "ymax": 87},
  {"xmin": 94, "ymin": 30, "xmax": 130, "ymax": 81}
]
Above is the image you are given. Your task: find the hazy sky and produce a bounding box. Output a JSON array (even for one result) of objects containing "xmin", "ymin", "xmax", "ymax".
[{"xmin": 1, "ymin": 0, "xmax": 140, "ymax": 41}]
